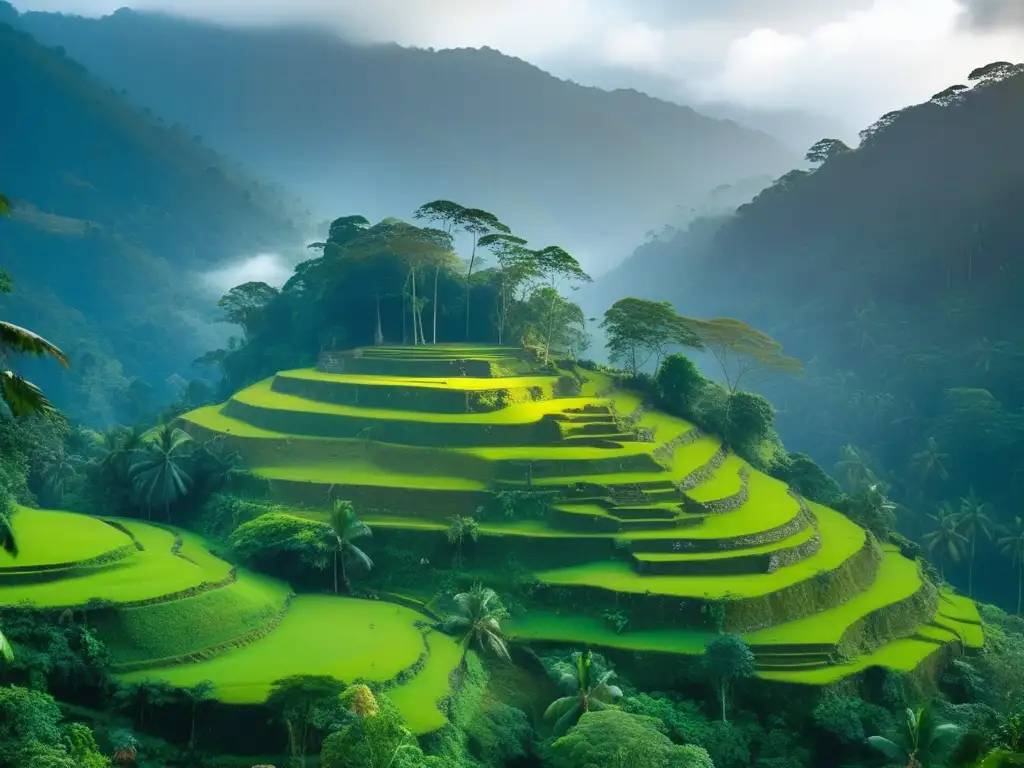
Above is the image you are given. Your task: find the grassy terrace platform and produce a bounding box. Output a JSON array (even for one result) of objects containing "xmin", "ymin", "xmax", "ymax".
[
  {"xmin": 165, "ymin": 345, "xmax": 979, "ymax": 687},
  {"xmin": 120, "ymin": 596, "xmax": 461, "ymax": 734}
]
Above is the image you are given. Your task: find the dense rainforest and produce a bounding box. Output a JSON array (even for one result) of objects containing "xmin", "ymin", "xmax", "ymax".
[
  {"xmin": 6, "ymin": 2, "xmax": 797, "ymax": 273},
  {"xmin": 584, "ymin": 60, "xmax": 1024, "ymax": 612},
  {"xmin": 0, "ymin": 19, "xmax": 307, "ymax": 424}
]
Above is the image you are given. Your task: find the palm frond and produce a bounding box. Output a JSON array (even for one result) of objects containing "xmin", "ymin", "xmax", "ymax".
[
  {"xmin": 0, "ymin": 322, "xmax": 69, "ymax": 366},
  {"xmin": 483, "ymin": 629, "xmax": 510, "ymax": 660},
  {"xmin": 551, "ymin": 701, "xmax": 583, "ymax": 737},
  {"xmin": 543, "ymin": 696, "xmax": 577, "ymax": 722},
  {"xmin": 344, "ymin": 542, "xmax": 373, "ymax": 572},
  {"xmin": 867, "ymin": 736, "xmax": 908, "ymax": 762},
  {"xmin": 0, "ymin": 370, "xmax": 55, "ymax": 417},
  {"xmin": 0, "ymin": 629, "xmax": 14, "ymax": 663}
]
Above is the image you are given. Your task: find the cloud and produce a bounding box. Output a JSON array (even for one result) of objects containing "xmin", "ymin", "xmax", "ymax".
[
  {"xmin": 201, "ymin": 253, "xmax": 294, "ymax": 294},
  {"xmin": 958, "ymin": 0, "xmax": 1024, "ymax": 28},
  {"xmin": 13, "ymin": 0, "xmax": 1024, "ymax": 124}
]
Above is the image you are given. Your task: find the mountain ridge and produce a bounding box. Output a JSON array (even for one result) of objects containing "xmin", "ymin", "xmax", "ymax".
[{"xmin": 12, "ymin": 4, "xmax": 798, "ymax": 274}]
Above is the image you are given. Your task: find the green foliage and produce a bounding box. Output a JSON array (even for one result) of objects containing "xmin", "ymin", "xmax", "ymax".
[
  {"xmin": 443, "ymin": 583, "xmax": 510, "ymax": 662},
  {"xmin": 0, "ymin": 685, "xmax": 70, "ymax": 768},
  {"xmin": 544, "ymin": 649, "xmax": 623, "ymax": 737},
  {"xmin": 656, "ymin": 354, "xmax": 708, "ymax": 418},
  {"xmin": 229, "ymin": 512, "xmax": 332, "ymax": 572},
  {"xmin": 267, "ymin": 674, "xmax": 347, "ymax": 763},
  {"xmin": 601, "ymin": 298, "xmax": 701, "ymax": 375},
  {"xmin": 64, "ymin": 723, "xmax": 111, "ymax": 768},
  {"xmin": 721, "ymin": 390, "xmax": 774, "ymax": 455},
  {"xmin": 771, "ymin": 452, "xmax": 845, "ymax": 506},
  {"xmin": 812, "ymin": 691, "xmax": 894, "ymax": 745},
  {"xmin": 197, "ymin": 492, "xmax": 283, "ymax": 541},
  {"xmin": 321, "ymin": 692, "xmax": 427, "ymax": 768},
  {"xmin": 868, "ymin": 705, "xmax": 964, "ymax": 768},
  {"xmin": 702, "ymin": 635, "xmax": 755, "ymax": 722},
  {"xmin": 548, "ymin": 710, "xmax": 699, "ymax": 768},
  {"xmin": 0, "ymin": 609, "xmax": 108, "ymax": 692}
]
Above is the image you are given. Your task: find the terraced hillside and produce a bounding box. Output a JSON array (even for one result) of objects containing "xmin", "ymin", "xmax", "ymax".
[
  {"xmin": 0, "ymin": 506, "xmax": 460, "ymax": 734},
  {"xmin": 179, "ymin": 345, "xmax": 983, "ymax": 684}
]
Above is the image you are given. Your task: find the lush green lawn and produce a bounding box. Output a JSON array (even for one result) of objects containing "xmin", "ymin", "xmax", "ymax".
[
  {"xmin": 758, "ymin": 637, "xmax": 943, "ymax": 685},
  {"xmin": 635, "ymin": 524, "xmax": 816, "ymax": 564},
  {"xmin": 119, "ymin": 596, "xmax": 459, "ymax": 732},
  {"xmin": 535, "ymin": 505, "xmax": 864, "ymax": 599},
  {"xmin": 277, "ymin": 368, "xmax": 557, "ymax": 391},
  {"xmin": 0, "ymin": 507, "xmax": 132, "ymax": 568},
  {"xmin": 505, "ymin": 612, "xmax": 712, "ymax": 655},
  {"xmin": 231, "ymin": 379, "xmax": 602, "ymax": 424},
  {"xmin": 253, "ymin": 461, "xmax": 487, "ymax": 490},
  {"xmin": 0, "ymin": 520, "xmax": 230, "ymax": 608},
  {"xmin": 100, "ymin": 571, "xmax": 291, "ymax": 666},
  {"xmin": 938, "ymin": 592, "xmax": 983, "ymax": 625},
  {"xmin": 744, "ymin": 546, "xmax": 920, "ymax": 647},
  {"xmin": 686, "ymin": 454, "xmax": 746, "ymax": 503},
  {"xmin": 387, "ymin": 630, "xmax": 464, "ymax": 734}
]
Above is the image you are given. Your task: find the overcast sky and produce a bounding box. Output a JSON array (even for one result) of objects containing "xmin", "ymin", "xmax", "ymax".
[{"xmin": 12, "ymin": 0, "xmax": 1024, "ymax": 125}]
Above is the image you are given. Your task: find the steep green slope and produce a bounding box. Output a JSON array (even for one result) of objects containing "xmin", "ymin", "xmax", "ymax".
[
  {"xmin": 0, "ymin": 20, "xmax": 306, "ymax": 423},
  {"xmin": 177, "ymin": 345, "xmax": 981, "ymax": 683}
]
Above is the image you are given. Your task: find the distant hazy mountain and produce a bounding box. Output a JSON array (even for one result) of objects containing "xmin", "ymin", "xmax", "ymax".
[
  {"xmin": 1, "ymin": 18, "xmax": 305, "ymax": 423},
  {"xmin": 550, "ymin": 62, "xmax": 855, "ymax": 152},
  {"xmin": 13, "ymin": 5, "xmax": 798, "ymax": 275}
]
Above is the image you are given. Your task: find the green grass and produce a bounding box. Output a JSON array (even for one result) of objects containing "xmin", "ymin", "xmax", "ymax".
[
  {"xmin": 0, "ymin": 520, "xmax": 230, "ymax": 608},
  {"xmin": 229, "ymin": 379, "xmax": 602, "ymax": 424},
  {"xmin": 119, "ymin": 596, "xmax": 459, "ymax": 732},
  {"xmin": 253, "ymin": 461, "xmax": 487, "ymax": 490},
  {"xmin": 98, "ymin": 571, "xmax": 291, "ymax": 666},
  {"xmin": 757, "ymin": 637, "xmax": 942, "ymax": 684},
  {"xmin": 535, "ymin": 505, "xmax": 864, "ymax": 599},
  {"xmin": 687, "ymin": 455, "xmax": 746, "ymax": 503},
  {"xmin": 505, "ymin": 612, "xmax": 712, "ymax": 655},
  {"xmin": 634, "ymin": 524, "xmax": 816, "ymax": 564},
  {"xmin": 387, "ymin": 630, "xmax": 463, "ymax": 734},
  {"xmin": 938, "ymin": 592, "xmax": 983, "ymax": 625},
  {"xmin": 276, "ymin": 368, "xmax": 557, "ymax": 391},
  {"xmin": 0, "ymin": 507, "xmax": 132, "ymax": 568},
  {"xmin": 744, "ymin": 546, "xmax": 921, "ymax": 647}
]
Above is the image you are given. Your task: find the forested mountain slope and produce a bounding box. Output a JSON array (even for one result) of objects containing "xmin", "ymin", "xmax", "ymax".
[
  {"xmin": 11, "ymin": 4, "xmax": 797, "ymax": 274},
  {"xmin": 0, "ymin": 20, "xmax": 306, "ymax": 423},
  {"xmin": 585, "ymin": 63, "xmax": 1024, "ymax": 607}
]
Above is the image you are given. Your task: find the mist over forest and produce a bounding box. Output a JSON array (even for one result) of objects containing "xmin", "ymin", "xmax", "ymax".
[{"xmin": 4, "ymin": 2, "xmax": 1024, "ymax": 767}]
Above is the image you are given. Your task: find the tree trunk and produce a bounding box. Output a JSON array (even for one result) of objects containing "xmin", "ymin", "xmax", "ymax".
[
  {"xmin": 433, "ymin": 266, "xmax": 440, "ymax": 344},
  {"xmin": 410, "ymin": 267, "xmax": 420, "ymax": 345},
  {"xmin": 333, "ymin": 549, "xmax": 339, "ymax": 595},
  {"xmin": 465, "ymin": 238, "xmax": 478, "ymax": 341},
  {"xmin": 544, "ymin": 288, "xmax": 558, "ymax": 363},
  {"xmin": 720, "ymin": 684, "xmax": 727, "ymax": 723},
  {"xmin": 401, "ymin": 290, "xmax": 407, "ymax": 345},
  {"xmin": 375, "ymin": 293, "xmax": 384, "ymax": 346},
  {"xmin": 341, "ymin": 549, "xmax": 349, "ymax": 593}
]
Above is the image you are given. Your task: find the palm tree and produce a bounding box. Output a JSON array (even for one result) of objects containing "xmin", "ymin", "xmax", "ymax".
[
  {"xmin": 40, "ymin": 444, "xmax": 79, "ymax": 502},
  {"xmin": 326, "ymin": 499, "xmax": 372, "ymax": 594},
  {"xmin": 543, "ymin": 649, "xmax": 623, "ymax": 736},
  {"xmin": 922, "ymin": 504, "xmax": 967, "ymax": 581},
  {"xmin": 835, "ymin": 444, "xmax": 877, "ymax": 490},
  {"xmin": 910, "ymin": 437, "xmax": 949, "ymax": 488},
  {"xmin": 446, "ymin": 514, "xmax": 480, "ymax": 567},
  {"xmin": 868, "ymin": 706, "xmax": 963, "ymax": 768},
  {"xmin": 443, "ymin": 583, "xmax": 510, "ymax": 664},
  {"xmin": 997, "ymin": 518, "xmax": 1024, "ymax": 614},
  {"xmin": 958, "ymin": 489, "xmax": 995, "ymax": 598},
  {"xmin": 129, "ymin": 424, "xmax": 194, "ymax": 521}
]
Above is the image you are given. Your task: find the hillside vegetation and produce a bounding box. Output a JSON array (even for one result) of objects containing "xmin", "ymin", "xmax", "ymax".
[
  {"xmin": 584, "ymin": 62, "xmax": 1024, "ymax": 609},
  {"xmin": 12, "ymin": 4, "xmax": 796, "ymax": 273},
  {"xmin": 0, "ymin": 19, "xmax": 306, "ymax": 423}
]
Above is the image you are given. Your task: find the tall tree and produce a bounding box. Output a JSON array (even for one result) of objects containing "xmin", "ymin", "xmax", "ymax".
[
  {"xmin": 458, "ymin": 208, "xmax": 510, "ymax": 341},
  {"xmin": 680, "ymin": 316, "xmax": 802, "ymax": 392},
  {"xmin": 217, "ymin": 281, "xmax": 280, "ymax": 340},
  {"xmin": 130, "ymin": 424, "xmax": 194, "ymax": 521},
  {"xmin": 868, "ymin": 706, "xmax": 963, "ymax": 768},
  {"xmin": 702, "ymin": 635, "xmax": 755, "ymax": 723},
  {"xmin": 443, "ymin": 583, "xmax": 510, "ymax": 664},
  {"xmin": 325, "ymin": 499, "xmax": 372, "ymax": 594},
  {"xmin": 532, "ymin": 245, "xmax": 592, "ymax": 362},
  {"xmin": 478, "ymin": 232, "xmax": 538, "ymax": 344},
  {"xmin": 413, "ymin": 200, "xmax": 467, "ymax": 344},
  {"xmin": 601, "ymin": 297, "xmax": 702, "ymax": 375},
  {"xmin": 544, "ymin": 650, "xmax": 623, "ymax": 737},
  {"xmin": 998, "ymin": 517, "xmax": 1024, "ymax": 614},
  {"xmin": 958, "ymin": 489, "xmax": 994, "ymax": 598}
]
